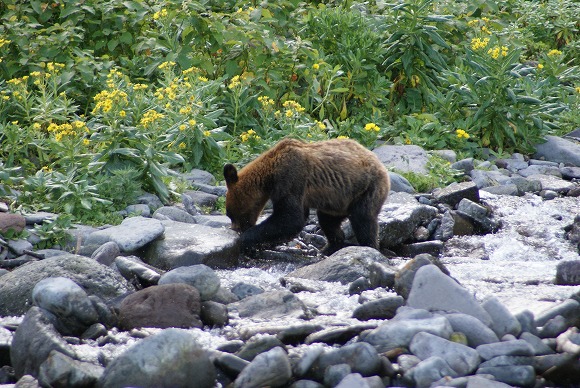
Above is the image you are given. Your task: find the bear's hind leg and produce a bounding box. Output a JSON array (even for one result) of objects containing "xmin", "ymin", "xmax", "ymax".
[
  {"xmin": 348, "ymin": 200, "xmax": 380, "ymax": 250},
  {"xmin": 317, "ymin": 210, "xmax": 346, "ymax": 255}
]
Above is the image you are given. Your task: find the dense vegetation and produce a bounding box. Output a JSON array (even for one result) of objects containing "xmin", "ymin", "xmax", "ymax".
[{"xmin": 1, "ymin": 0, "xmax": 579, "ymax": 229}]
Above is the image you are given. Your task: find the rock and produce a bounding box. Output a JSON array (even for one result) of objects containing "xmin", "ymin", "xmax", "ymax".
[
  {"xmin": 373, "ymin": 144, "xmax": 429, "ymax": 174},
  {"xmin": 394, "ymin": 254, "xmax": 448, "ymax": 299},
  {"xmin": 0, "ymin": 213, "xmax": 26, "ymax": 233},
  {"xmin": 367, "ymin": 261, "xmax": 397, "ymax": 289},
  {"xmin": 231, "ymin": 282, "xmax": 265, "ymax": 299},
  {"xmin": 10, "ymin": 307, "xmax": 76, "ymax": 379},
  {"xmin": 114, "ymin": 256, "xmax": 162, "ymax": 287},
  {"xmin": 469, "ymin": 169, "xmax": 512, "ymax": 189},
  {"xmin": 305, "ymin": 324, "xmax": 375, "ymax": 346},
  {"xmin": 118, "ymin": 283, "xmax": 202, "ymax": 330},
  {"xmin": 38, "ymin": 350, "xmax": 103, "ymax": 388},
  {"xmin": 233, "ymin": 347, "xmax": 292, "ymax": 388},
  {"xmin": 451, "ymin": 158, "xmax": 475, "ymax": 175},
  {"xmin": 91, "ymin": 241, "xmax": 120, "ymax": 266},
  {"xmin": 442, "ymin": 313, "xmax": 499, "ymax": 347},
  {"xmin": 190, "ymin": 182, "xmax": 227, "ymax": 196},
  {"xmin": 124, "ymin": 204, "xmax": 151, "ymax": 217},
  {"xmin": 85, "ymin": 216, "xmax": 165, "ymax": 252},
  {"xmin": 507, "ymin": 176, "xmax": 542, "ymax": 195},
  {"xmin": 476, "ymin": 339, "xmax": 535, "ymax": 360},
  {"xmin": 352, "ymin": 296, "xmax": 405, "ymax": 321},
  {"xmin": 534, "ymin": 135, "xmax": 580, "ymax": 167},
  {"xmin": 378, "ymin": 204, "xmax": 438, "ymax": 248},
  {"xmin": 476, "ymin": 365, "xmax": 536, "ymax": 387},
  {"xmin": 200, "ymin": 301, "xmax": 229, "ymax": 327},
  {"xmin": 214, "ymin": 352, "xmax": 249, "ymax": 379},
  {"xmin": 182, "ymin": 168, "xmax": 217, "ymax": 185},
  {"xmin": 311, "ymin": 342, "xmax": 382, "ymax": 380},
  {"xmin": 158, "ymin": 264, "xmax": 220, "ymax": 300},
  {"xmin": 236, "ymin": 335, "xmax": 286, "ymax": 361},
  {"xmin": 432, "ymin": 181, "xmax": 480, "ymax": 208},
  {"xmin": 324, "ymin": 364, "xmax": 351, "ymax": 387},
  {"xmin": 361, "ymin": 313, "xmax": 453, "ymax": 353},
  {"xmin": 407, "ymin": 356, "xmax": 458, "ymax": 387},
  {"xmin": 481, "ymin": 295, "xmax": 521, "ymax": 338},
  {"xmin": 152, "ymin": 206, "xmax": 196, "ymax": 223},
  {"xmin": 229, "ymin": 290, "xmax": 309, "ymax": 320},
  {"xmin": 286, "ymin": 246, "xmax": 391, "ymax": 284},
  {"xmin": 388, "ymin": 172, "xmax": 415, "ymax": 193},
  {"xmin": 456, "ymin": 198, "xmax": 497, "ymax": 233},
  {"xmin": 0, "ymin": 254, "xmax": 133, "ymax": 316},
  {"xmin": 182, "ymin": 190, "xmax": 219, "ymax": 208},
  {"xmin": 535, "ymin": 298, "xmax": 580, "ymax": 327},
  {"xmin": 407, "ymin": 265, "xmax": 492, "ymax": 325},
  {"xmin": 561, "ymin": 166, "xmax": 580, "ymax": 180},
  {"xmin": 194, "ymin": 214, "xmax": 231, "ymax": 228},
  {"xmin": 409, "ymin": 331, "xmax": 480, "ymax": 375},
  {"xmin": 136, "ymin": 193, "xmax": 164, "ymax": 212},
  {"xmin": 32, "ymin": 277, "xmax": 99, "ymax": 336},
  {"xmin": 518, "ymin": 164, "xmax": 562, "ymax": 178},
  {"xmin": 525, "ymin": 174, "xmax": 576, "ymax": 193},
  {"xmin": 396, "ymin": 241, "xmax": 444, "ymax": 257},
  {"xmin": 98, "ymin": 328, "xmax": 216, "ymax": 388},
  {"xmin": 555, "ymin": 260, "xmax": 580, "ymax": 285},
  {"xmin": 277, "ymin": 324, "xmax": 324, "ymax": 345},
  {"xmin": 144, "ymin": 221, "xmax": 239, "ymax": 269}
]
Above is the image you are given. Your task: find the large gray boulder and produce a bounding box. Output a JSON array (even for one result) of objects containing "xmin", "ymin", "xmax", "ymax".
[
  {"xmin": 144, "ymin": 220, "xmax": 240, "ymax": 269},
  {"xmin": 84, "ymin": 216, "xmax": 165, "ymax": 252},
  {"xmin": 0, "ymin": 254, "xmax": 133, "ymax": 316},
  {"xmin": 373, "ymin": 144, "xmax": 429, "ymax": 174},
  {"xmin": 534, "ymin": 136, "xmax": 580, "ymax": 167}
]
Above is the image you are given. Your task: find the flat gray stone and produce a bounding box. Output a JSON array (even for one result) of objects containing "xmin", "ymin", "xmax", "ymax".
[
  {"xmin": 525, "ymin": 174, "xmax": 576, "ymax": 193},
  {"xmin": 534, "ymin": 135, "xmax": 580, "ymax": 167},
  {"xmin": 144, "ymin": 220, "xmax": 239, "ymax": 269},
  {"xmin": 476, "ymin": 340, "xmax": 535, "ymax": 360},
  {"xmin": 407, "ymin": 265, "xmax": 492, "ymax": 326},
  {"xmin": 373, "ymin": 144, "xmax": 429, "ymax": 174},
  {"xmin": 85, "ymin": 216, "xmax": 164, "ymax": 252}
]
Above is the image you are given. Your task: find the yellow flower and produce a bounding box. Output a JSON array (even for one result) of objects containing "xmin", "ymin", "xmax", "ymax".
[
  {"xmin": 410, "ymin": 75, "xmax": 420, "ymax": 87},
  {"xmin": 258, "ymin": 95, "xmax": 275, "ymax": 108},
  {"xmin": 364, "ymin": 123, "xmax": 380, "ymax": 132},
  {"xmin": 188, "ymin": 119, "xmax": 197, "ymax": 126},
  {"xmin": 32, "ymin": 123, "xmax": 42, "ymax": 130},
  {"xmin": 179, "ymin": 124, "xmax": 187, "ymax": 131},
  {"xmin": 575, "ymin": 86, "xmax": 580, "ymax": 93},
  {"xmin": 337, "ymin": 135, "xmax": 349, "ymax": 139},
  {"xmin": 198, "ymin": 76, "xmax": 208, "ymax": 82},
  {"xmin": 228, "ymin": 75, "xmax": 241, "ymax": 89},
  {"xmin": 83, "ymin": 139, "xmax": 90, "ymax": 146},
  {"xmin": 203, "ymin": 130, "xmax": 211, "ymax": 137},
  {"xmin": 119, "ymin": 110, "xmax": 126, "ymax": 118},
  {"xmin": 456, "ymin": 129, "xmax": 470, "ymax": 139},
  {"xmin": 0, "ymin": 38, "xmax": 11, "ymax": 48},
  {"xmin": 467, "ymin": 19, "xmax": 479, "ymax": 27},
  {"xmin": 178, "ymin": 142, "xmax": 186, "ymax": 149},
  {"xmin": 158, "ymin": 61, "xmax": 175, "ymax": 70},
  {"xmin": 547, "ymin": 49, "xmax": 562, "ymax": 57},
  {"xmin": 537, "ymin": 63, "xmax": 544, "ymax": 69},
  {"xmin": 285, "ymin": 110, "xmax": 294, "ymax": 118},
  {"xmin": 312, "ymin": 63, "xmax": 320, "ymax": 70},
  {"xmin": 471, "ymin": 37, "xmax": 490, "ymax": 51}
]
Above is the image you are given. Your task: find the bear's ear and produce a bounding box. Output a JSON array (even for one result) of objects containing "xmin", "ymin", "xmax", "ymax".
[{"xmin": 223, "ymin": 163, "xmax": 238, "ymax": 186}]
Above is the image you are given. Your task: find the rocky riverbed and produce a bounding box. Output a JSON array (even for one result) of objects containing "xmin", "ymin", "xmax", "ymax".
[{"xmin": 0, "ymin": 135, "xmax": 579, "ymax": 388}]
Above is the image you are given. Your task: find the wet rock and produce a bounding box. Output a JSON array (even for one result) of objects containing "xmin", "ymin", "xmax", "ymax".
[
  {"xmin": 10, "ymin": 307, "xmax": 76, "ymax": 379},
  {"xmin": 476, "ymin": 339, "xmax": 535, "ymax": 360},
  {"xmin": 361, "ymin": 313, "xmax": 453, "ymax": 353},
  {"xmin": 534, "ymin": 135, "xmax": 580, "ymax": 167},
  {"xmin": 286, "ymin": 246, "xmax": 391, "ymax": 284},
  {"xmin": 38, "ymin": 350, "xmax": 103, "ymax": 388},
  {"xmin": 535, "ymin": 298, "xmax": 580, "ymax": 327},
  {"xmin": 311, "ymin": 342, "xmax": 382, "ymax": 380},
  {"xmin": 396, "ymin": 241, "xmax": 444, "ymax": 257},
  {"xmin": 442, "ymin": 312, "xmax": 499, "ymax": 347},
  {"xmin": 277, "ymin": 324, "xmax": 324, "ymax": 345},
  {"xmin": 541, "ymin": 189, "xmax": 559, "ymax": 200},
  {"xmin": 233, "ymin": 347, "xmax": 292, "ymax": 388},
  {"xmin": 98, "ymin": 328, "xmax": 215, "ymax": 388},
  {"xmin": 433, "ymin": 211, "xmax": 455, "ymax": 241},
  {"xmin": 229, "ymin": 290, "xmax": 309, "ymax": 320},
  {"xmin": 373, "ymin": 144, "xmax": 429, "ymax": 174},
  {"xmin": 406, "ymin": 356, "xmax": 458, "ymax": 387},
  {"xmin": 352, "ymin": 296, "xmax": 405, "ymax": 321},
  {"xmin": 476, "ymin": 365, "xmax": 536, "ymax": 387},
  {"xmin": 231, "ymin": 282, "xmax": 265, "ymax": 299},
  {"xmin": 91, "ymin": 241, "xmax": 120, "ymax": 266},
  {"xmin": 561, "ymin": 166, "xmax": 580, "ymax": 180},
  {"xmin": 367, "ymin": 261, "xmax": 397, "ymax": 289},
  {"xmin": 144, "ymin": 221, "xmax": 239, "ymax": 269},
  {"xmin": 214, "ymin": 352, "xmax": 249, "ymax": 379},
  {"xmin": 394, "ymin": 254, "xmax": 448, "ymax": 299},
  {"xmin": 236, "ymin": 335, "xmax": 286, "ymax": 361},
  {"xmin": 456, "ymin": 198, "xmax": 497, "ymax": 233},
  {"xmin": 85, "ymin": 216, "xmax": 164, "ymax": 252},
  {"xmin": 432, "ymin": 181, "xmax": 480, "ymax": 208},
  {"xmin": 305, "ymin": 324, "xmax": 375, "ymax": 346},
  {"xmin": 481, "ymin": 295, "xmax": 521, "ymax": 338},
  {"xmin": 114, "ymin": 256, "xmax": 162, "ymax": 287},
  {"xmin": 324, "ymin": 363, "xmax": 351, "ymax": 387},
  {"xmin": 0, "ymin": 254, "xmax": 133, "ymax": 316},
  {"xmin": 158, "ymin": 264, "xmax": 220, "ymax": 300},
  {"xmin": 555, "ymin": 260, "xmax": 580, "ymax": 285},
  {"xmin": 0, "ymin": 213, "xmax": 26, "ymax": 233},
  {"xmin": 469, "ymin": 169, "xmax": 512, "ymax": 189},
  {"xmin": 406, "ymin": 265, "xmax": 492, "ymax": 326},
  {"xmin": 410, "ymin": 331, "xmax": 480, "ymax": 375},
  {"xmin": 32, "ymin": 277, "xmax": 99, "ymax": 336},
  {"xmin": 378, "ymin": 204, "xmax": 438, "ymax": 248},
  {"xmin": 201, "ymin": 301, "xmax": 228, "ymax": 327},
  {"xmin": 152, "ymin": 206, "xmax": 196, "ymax": 223},
  {"xmin": 118, "ymin": 283, "xmax": 202, "ymax": 330}
]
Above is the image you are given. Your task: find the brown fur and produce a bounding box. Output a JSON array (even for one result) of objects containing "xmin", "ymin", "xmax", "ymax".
[{"xmin": 224, "ymin": 138, "xmax": 390, "ymax": 254}]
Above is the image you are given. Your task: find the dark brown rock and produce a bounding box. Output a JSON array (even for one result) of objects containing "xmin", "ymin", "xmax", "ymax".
[
  {"xmin": 0, "ymin": 213, "xmax": 26, "ymax": 233},
  {"xmin": 119, "ymin": 284, "xmax": 202, "ymax": 330}
]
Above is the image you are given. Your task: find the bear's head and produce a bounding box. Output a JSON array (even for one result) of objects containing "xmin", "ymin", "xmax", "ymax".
[{"xmin": 223, "ymin": 163, "xmax": 264, "ymax": 232}]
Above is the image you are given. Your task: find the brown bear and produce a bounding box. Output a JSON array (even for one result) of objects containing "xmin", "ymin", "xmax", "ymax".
[{"xmin": 223, "ymin": 138, "xmax": 390, "ymax": 255}]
